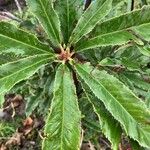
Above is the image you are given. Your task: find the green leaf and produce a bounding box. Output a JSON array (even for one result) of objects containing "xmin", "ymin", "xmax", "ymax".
[
  {"xmin": 74, "ymin": 63, "xmax": 150, "ymax": 148},
  {"xmin": 137, "ymin": 45, "xmax": 150, "ymax": 57},
  {"xmin": 26, "ymin": 91, "xmax": 42, "ymax": 117},
  {"xmin": 130, "ymin": 139, "xmax": 145, "ymax": 150},
  {"xmin": 112, "ymin": 0, "xmax": 126, "ymax": 7},
  {"xmin": 54, "ymin": 0, "xmax": 82, "ymax": 44},
  {"xmin": 82, "ymin": 84, "xmax": 121, "ymax": 150},
  {"xmin": 0, "ymin": 54, "xmax": 54, "ymax": 106},
  {"xmin": 42, "ymin": 64, "xmax": 81, "ymax": 150},
  {"xmin": 140, "ymin": 0, "xmax": 148, "ymax": 5},
  {"xmin": 146, "ymin": 91, "xmax": 150, "ymax": 109},
  {"xmin": 75, "ymin": 30, "xmax": 140, "ymax": 51},
  {"xmin": 69, "ymin": 0, "xmax": 112, "ymax": 44},
  {"xmin": 0, "ymin": 53, "xmax": 22, "ymax": 65},
  {"xmin": 75, "ymin": 6, "xmax": 150, "ymax": 51},
  {"xmin": 124, "ymin": 73, "xmax": 150, "ymax": 91},
  {"xmin": 133, "ymin": 23, "xmax": 150, "ymax": 41},
  {"xmin": 93, "ymin": 6, "xmax": 150, "ymax": 37},
  {"xmin": 26, "ymin": 0, "xmax": 62, "ymax": 46},
  {"xmin": 0, "ymin": 22, "xmax": 52, "ymax": 56}
]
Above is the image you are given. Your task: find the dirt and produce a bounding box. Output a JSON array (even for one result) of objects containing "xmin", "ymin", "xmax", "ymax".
[
  {"xmin": 0, "ymin": 94, "xmax": 44, "ymax": 150},
  {"xmin": 0, "ymin": 0, "xmax": 25, "ymax": 12}
]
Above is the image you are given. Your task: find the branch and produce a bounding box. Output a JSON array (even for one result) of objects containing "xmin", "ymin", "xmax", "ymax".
[
  {"xmin": 14, "ymin": 0, "xmax": 22, "ymax": 16},
  {"xmin": 0, "ymin": 11, "xmax": 21, "ymax": 22}
]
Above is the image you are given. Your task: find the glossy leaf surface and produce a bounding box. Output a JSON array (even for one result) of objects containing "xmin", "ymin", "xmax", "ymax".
[
  {"xmin": 0, "ymin": 22, "xmax": 52, "ymax": 56},
  {"xmin": 74, "ymin": 63, "xmax": 150, "ymax": 148},
  {"xmin": 54, "ymin": 0, "xmax": 82, "ymax": 44},
  {"xmin": 82, "ymin": 85, "xmax": 121, "ymax": 150},
  {"xmin": 75, "ymin": 31, "xmax": 139, "ymax": 51},
  {"xmin": 43, "ymin": 64, "xmax": 81, "ymax": 150},
  {"xmin": 69, "ymin": 0, "xmax": 112, "ymax": 44},
  {"xmin": 0, "ymin": 54, "xmax": 54, "ymax": 106},
  {"xmin": 26, "ymin": 0, "xmax": 62, "ymax": 46},
  {"xmin": 75, "ymin": 6, "xmax": 150, "ymax": 51}
]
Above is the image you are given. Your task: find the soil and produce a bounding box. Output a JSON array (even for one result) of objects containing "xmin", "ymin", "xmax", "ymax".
[{"xmin": 0, "ymin": 0, "xmax": 25, "ymax": 12}]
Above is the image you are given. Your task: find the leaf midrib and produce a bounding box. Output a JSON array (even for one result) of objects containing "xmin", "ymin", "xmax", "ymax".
[
  {"xmin": 60, "ymin": 67, "xmax": 65, "ymax": 150},
  {"xmin": 76, "ymin": 27, "xmax": 147, "ymax": 51},
  {"xmin": 91, "ymin": 22, "xmax": 150, "ymax": 40},
  {"xmin": 75, "ymin": 64, "xmax": 140, "ymax": 130},
  {"xmin": 70, "ymin": 0, "xmax": 110, "ymax": 44},
  {"xmin": 0, "ymin": 33, "xmax": 51, "ymax": 54},
  {"xmin": 66, "ymin": 0, "xmax": 70, "ymax": 40},
  {"xmin": 0, "ymin": 54, "xmax": 53, "ymax": 94},
  {"xmin": 38, "ymin": 0, "xmax": 60, "ymax": 44},
  {"xmin": 93, "ymin": 6, "xmax": 150, "ymax": 36}
]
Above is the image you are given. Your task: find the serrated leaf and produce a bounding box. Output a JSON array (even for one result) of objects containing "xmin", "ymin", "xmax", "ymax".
[
  {"xmin": 0, "ymin": 54, "xmax": 54, "ymax": 106},
  {"xmin": 54, "ymin": 0, "xmax": 82, "ymax": 44},
  {"xmin": 75, "ymin": 30, "xmax": 140, "ymax": 51},
  {"xmin": 124, "ymin": 73, "xmax": 150, "ymax": 91},
  {"xmin": 79, "ymin": 95, "xmax": 101, "ymax": 133},
  {"xmin": 146, "ymin": 91, "xmax": 150, "ymax": 109},
  {"xmin": 137, "ymin": 45, "xmax": 150, "ymax": 57},
  {"xmin": 0, "ymin": 53, "xmax": 23, "ymax": 65},
  {"xmin": 133, "ymin": 23, "xmax": 150, "ymax": 41},
  {"xmin": 26, "ymin": 0, "xmax": 62, "ymax": 46},
  {"xmin": 74, "ymin": 62, "xmax": 150, "ymax": 148},
  {"xmin": 26, "ymin": 91, "xmax": 42, "ymax": 117},
  {"xmin": 93, "ymin": 6, "xmax": 150, "ymax": 37},
  {"xmin": 42, "ymin": 64, "xmax": 81, "ymax": 150},
  {"xmin": 75, "ymin": 6, "xmax": 150, "ymax": 51},
  {"xmin": 69, "ymin": 0, "xmax": 112, "ymax": 44},
  {"xmin": 0, "ymin": 22, "xmax": 52, "ymax": 56},
  {"xmin": 112, "ymin": 0, "xmax": 126, "ymax": 6},
  {"xmin": 82, "ymin": 84, "xmax": 121, "ymax": 150},
  {"xmin": 130, "ymin": 139, "xmax": 145, "ymax": 150}
]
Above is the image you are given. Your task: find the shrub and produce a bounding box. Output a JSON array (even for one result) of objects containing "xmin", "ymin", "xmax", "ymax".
[{"xmin": 0, "ymin": 0, "xmax": 150, "ymax": 149}]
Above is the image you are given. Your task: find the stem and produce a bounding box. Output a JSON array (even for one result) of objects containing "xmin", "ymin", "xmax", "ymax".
[
  {"xmin": 0, "ymin": 11, "xmax": 21, "ymax": 22},
  {"xmin": 60, "ymin": 44, "xmax": 65, "ymax": 53},
  {"xmin": 14, "ymin": 0, "xmax": 22, "ymax": 16}
]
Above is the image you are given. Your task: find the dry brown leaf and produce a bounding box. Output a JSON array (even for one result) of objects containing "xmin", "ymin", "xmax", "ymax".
[
  {"xmin": 23, "ymin": 117, "xmax": 33, "ymax": 127},
  {"xmin": 5, "ymin": 132, "xmax": 22, "ymax": 146},
  {"xmin": 81, "ymin": 142, "xmax": 95, "ymax": 150},
  {"xmin": 0, "ymin": 144, "xmax": 7, "ymax": 150}
]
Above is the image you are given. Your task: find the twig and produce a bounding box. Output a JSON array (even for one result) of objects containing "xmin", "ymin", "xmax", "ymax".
[
  {"xmin": 0, "ymin": 11, "xmax": 21, "ymax": 22},
  {"xmin": 14, "ymin": 0, "xmax": 22, "ymax": 16},
  {"xmin": 0, "ymin": 137, "xmax": 12, "ymax": 140},
  {"xmin": 100, "ymin": 138, "xmax": 111, "ymax": 148},
  {"xmin": 80, "ymin": 129, "xmax": 84, "ymax": 148},
  {"xmin": 11, "ymin": 102, "xmax": 16, "ymax": 118}
]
